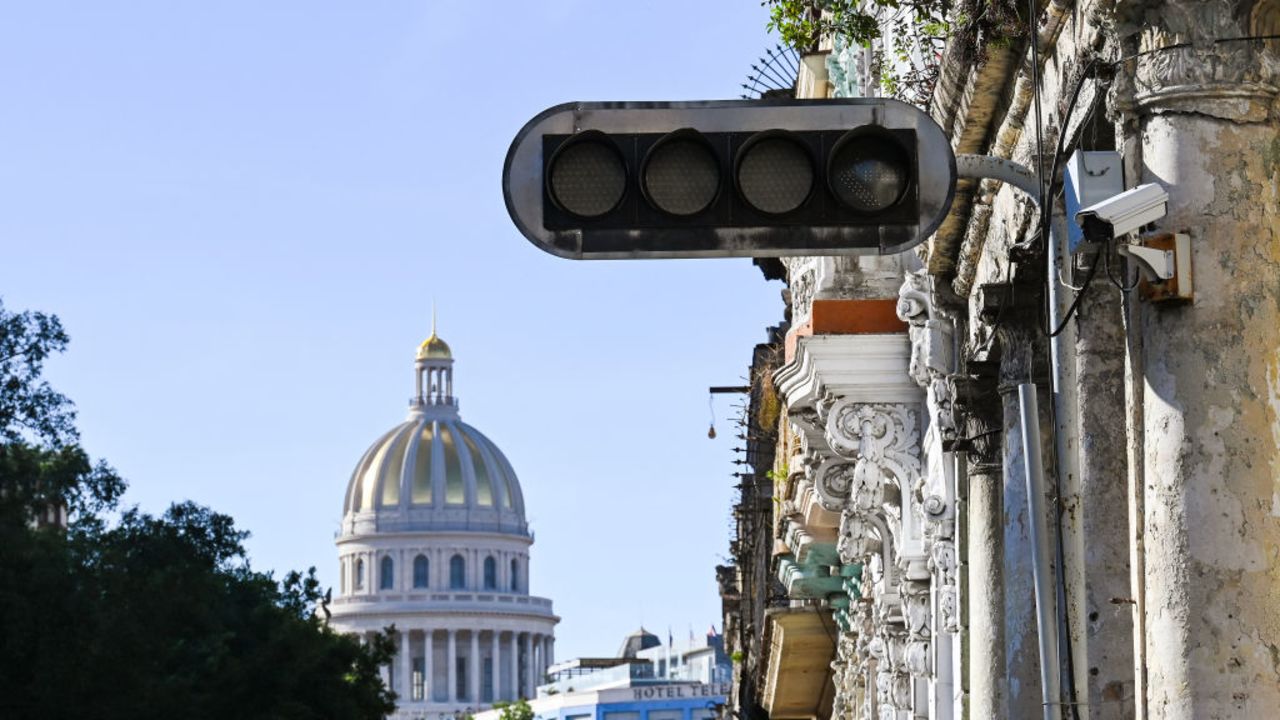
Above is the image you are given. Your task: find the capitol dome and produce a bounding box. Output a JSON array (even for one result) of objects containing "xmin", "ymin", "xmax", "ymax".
[
  {"xmin": 331, "ymin": 324, "xmax": 557, "ymax": 719},
  {"xmin": 342, "ymin": 405, "xmax": 527, "ymax": 534}
]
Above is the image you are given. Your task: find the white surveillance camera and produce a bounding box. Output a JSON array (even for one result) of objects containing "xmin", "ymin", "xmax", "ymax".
[{"xmin": 1075, "ymin": 182, "xmax": 1168, "ymax": 242}]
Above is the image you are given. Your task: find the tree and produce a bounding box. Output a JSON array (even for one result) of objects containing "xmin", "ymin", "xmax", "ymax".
[
  {"xmin": 0, "ymin": 299, "xmax": 396, "ymax": 719},
  {"xmin": 495, "ymin": 698, "xmax": 535, "ymax": 720}
]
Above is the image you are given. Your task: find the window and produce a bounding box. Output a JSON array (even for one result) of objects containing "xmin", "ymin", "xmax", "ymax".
[
  {"xmin": 380, "ymin": 556, "xmax": 394, "ymax": 590},
  {"xmin": 483, "ymin": 657, "xmax": 494, "ymax": 702},
  {"xmin": 456, "ymin": 656, "xmax": 468, "ymax": 700},
  {"xmin": 450, "ymin": 554, "xmax": 466, "ymax": 589},
  {"xmin": 510, "ymin": 558, "xmax": 519, "ymax": 591},
  {"xmin": 355, "ymin": 558, "xmax": 365, "ymax": 589},
  {"xmin": 484, "ymin": 556, "xmax": 497, "ymax": 590},
  {"xmin": 413, "ymin": 554, "xmax": 429, "ymax": 588},
  {"xmin": 412, "ymin": 657, "xmax": 426, "ymax": 701}
]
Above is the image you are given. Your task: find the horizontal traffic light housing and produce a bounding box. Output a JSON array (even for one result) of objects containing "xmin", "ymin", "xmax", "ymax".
[{"xmin": 503, "ymin": 99, "xmax": 956, "ymax": 259}]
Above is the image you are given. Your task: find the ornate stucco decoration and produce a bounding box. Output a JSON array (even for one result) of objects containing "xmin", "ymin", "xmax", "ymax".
[
  {"xmin": 929, "ymin": 540, "xmax": 960, "ymax": 635},
  {"xmin": 1111, "ymin": 0, "xmax": 1280, "ymax": 121},
  {"xmin": 771, "ymin": 317, "xmax": 928, "ymax": 720},
  {"xmin": 897, "ymin": 270, "xmax": 957, "ymax": 538}
]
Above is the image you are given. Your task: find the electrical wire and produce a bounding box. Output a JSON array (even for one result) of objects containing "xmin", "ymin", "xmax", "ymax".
[
  {"xmin": 1039, "ymin": 57, "xmax": 1101, "ymax": 339},
  {"xmin": 1024, "ymin": 5, "xmax": 1082, "ymax": 717},
  {"xmin": 1047, "ymin": 256, "xmax": 1101, "ymax": 338},
  {"xmin": 1104, "ymin": 239, "xmax": 1142, "ymax": 292},
  {"xmin": 1112, "ymin": 33, "xmax": 1280, "ymax": 66}
]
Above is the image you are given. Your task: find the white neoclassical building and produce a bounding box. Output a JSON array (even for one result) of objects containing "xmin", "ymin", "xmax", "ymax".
[{"xmin": 331, "ymin": 326, "xmax": 558, "ymax": 719}]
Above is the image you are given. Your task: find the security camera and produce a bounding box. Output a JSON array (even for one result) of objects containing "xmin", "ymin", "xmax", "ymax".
[{"xmin": 1075, "ymin": 182, "xmax": 1168, "ymax": 242}]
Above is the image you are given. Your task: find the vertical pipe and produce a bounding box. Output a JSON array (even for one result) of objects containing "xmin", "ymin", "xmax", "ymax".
[
  {"xmin": 1049, "ymin": 213, "xmax": 1090, "ymax": 714},
  {"xmin": 1018, "ymin": 383, "xmax": 1063, "ymax": 720}
]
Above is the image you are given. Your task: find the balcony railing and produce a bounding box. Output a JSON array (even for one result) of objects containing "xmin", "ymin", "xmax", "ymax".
[{"xmin": 332, "ymin": 590, "xmax": 555, "ymax": 614}]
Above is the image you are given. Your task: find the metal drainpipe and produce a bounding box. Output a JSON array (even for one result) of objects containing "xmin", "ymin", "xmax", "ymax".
[
  {"xmin": 957, "ymin": 153, "xmax": 1067, "ymax": 719},
  {"xmin": 1018, "ymin": 384, "xmax": 1064, "ymax": 720}
]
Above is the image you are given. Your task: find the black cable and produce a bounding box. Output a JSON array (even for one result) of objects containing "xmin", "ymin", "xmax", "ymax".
[
  {"xmin": 1047, "ymin": 255, "xmax": 1100, "ymax": 338},
  {"xmin": 1104, "ymin": 239, "xmax": 1142, "ymax": 292},
  {"xmin": 1039, "ymin": 57, "xmax": 1100, "ymax": 339},
  {"xmin": 1024, "ymin": 7, "xmax": 1083, "ymax": 717},
  {"xmin": 1113, "ymin": 33, "xmax": 1280, "ymax": 66}
]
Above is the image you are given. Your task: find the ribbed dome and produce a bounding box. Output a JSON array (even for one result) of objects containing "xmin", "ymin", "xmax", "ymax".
[
  {"xmin": 340, "ymin": 329, "xmax": 527, "ymax": 536},
  {"xmin": 343, "ymin": 416, "xmax": 526, "ymax": 530}
]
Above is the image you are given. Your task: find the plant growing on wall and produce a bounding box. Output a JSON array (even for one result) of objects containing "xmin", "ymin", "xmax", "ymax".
[
  {"xmin": 763, "ymin": 0, "xmax": 1020, "ymax": 106},
  {"xmin": 764, "ymin": 0, "xmax": 952, "ymax": 104}
]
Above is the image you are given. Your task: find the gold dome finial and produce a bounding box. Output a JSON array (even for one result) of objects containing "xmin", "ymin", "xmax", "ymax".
[{"xmin": 417, "ymin": 302, "xmax": 452, "ymax": 360}]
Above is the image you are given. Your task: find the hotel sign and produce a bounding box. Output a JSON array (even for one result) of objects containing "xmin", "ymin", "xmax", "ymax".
[{"xmin": 627, "ymin": 683, "xmax": 730, "ymax": 701}]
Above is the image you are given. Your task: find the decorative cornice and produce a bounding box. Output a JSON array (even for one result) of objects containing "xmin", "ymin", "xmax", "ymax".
[
  {"xmin": 1112, "ymin": 0, "xmax": 1280, "ymax": 121},
  {"xmin": 775, "ymin": 334, "xmax": 919, "ymax": 409}
]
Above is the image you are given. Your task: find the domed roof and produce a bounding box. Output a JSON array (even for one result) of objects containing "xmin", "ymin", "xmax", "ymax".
[
  {"xmin": 343, "ymin": 417, "xmax": 525, "ymax": 519},
  {"xmin": 341, "ymin": 330, "xmax": 527, "ymax": 536},
  {"xmin": 617, "ymin": 627, "xmax": 662, "ymax": 658},
  {"xmin": 417, "ymin": 331, "xmax": 452, "ymax": 360}
]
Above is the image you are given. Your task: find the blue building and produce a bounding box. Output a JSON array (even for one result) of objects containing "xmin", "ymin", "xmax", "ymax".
[{"xmin": 474, "ymin": 629, "xmax": 729, "ymax": 720}]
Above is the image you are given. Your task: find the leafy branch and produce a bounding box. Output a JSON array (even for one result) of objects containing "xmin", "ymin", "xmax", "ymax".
[{"xmin": 763, "ymin": 1, "xmax": 1021, "ymax": 106}]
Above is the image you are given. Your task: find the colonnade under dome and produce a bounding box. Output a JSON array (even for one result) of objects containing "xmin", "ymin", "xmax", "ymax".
[{"xmin": 365, "ymin": 628, "xmax": 553, "ymax": 706}]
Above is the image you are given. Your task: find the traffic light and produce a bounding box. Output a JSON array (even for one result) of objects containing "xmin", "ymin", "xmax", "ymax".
[{"xmin": 502, "ymin": 99, "xmax": 956, "ymax": 260}]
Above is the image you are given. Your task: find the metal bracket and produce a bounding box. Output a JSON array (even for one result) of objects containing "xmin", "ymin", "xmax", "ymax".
[
  {"xmin": 1117, "ymin": 233, "xmax": 1193, "ymax": 302},
  {"xmin": 1116, "ymin": 242, "xmax": 1174, "ymax": 280}
]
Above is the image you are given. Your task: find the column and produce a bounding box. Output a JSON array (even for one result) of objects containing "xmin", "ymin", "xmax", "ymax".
[
  {"xmin": 531, "ymin": 633, "xmax": 541, "ymax": 687},
  {"xmin": 1124, "ymin": 22, "xmax": 1280, "ymax": 714},
  {"xmin": 400, "ymin": 629, "xmax": 413, "ymax": 700},
  {"xmin": 1063, "ymin": 230, "xmax": 1136, "ymax": 716},
  {"xmin": 960, "ymin": 390, "xmax": 1005, "ymax": 720},
  {"xmin": 469, "ymin": 630, "xmax": 481, "ymax": 703},
  {"xmin": 424, "ymin": 630, "xmax": 435, "ymax": 702},
  {"xmin": 490, "ymin": 630, "xmax": 501, "ymax": 703},
  {"xmin": 446, "ymin": 629, "xmax": 457, "ymax": 703},
  {"xmin": 544, "ymin": 635, "xmax": 553, "ymax": 672},
  {"xmin": 522, "ymin": 632, "xmax": 533, "ymax": 698},
  {"xmin": 508, "ymin": 631, "xmax": 519, "ymax": 700}
]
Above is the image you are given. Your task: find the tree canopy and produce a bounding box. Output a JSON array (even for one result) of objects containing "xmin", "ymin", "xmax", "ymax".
[{"xmin": 0, "ymin": 298, "xmax": 396, "ymax": 720}]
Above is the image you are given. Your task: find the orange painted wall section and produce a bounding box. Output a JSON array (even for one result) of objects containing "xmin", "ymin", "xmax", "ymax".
[
  {"xmin": 811, "ymin": 299, "xmax": 908, "ymax": 334},
  {"xmin": 784, "ymin": 299, "xmax": 909, "ymax": 362}
]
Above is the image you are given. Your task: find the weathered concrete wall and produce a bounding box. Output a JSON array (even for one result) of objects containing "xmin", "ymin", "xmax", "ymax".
[
  {"xmin": 1136, "ymin": 105, "xmax": 1280, "ymax": 720},
  {"xmin": 1104, "ymin": 3, "xmax": 1280, "ymax": 716},
  {"xmin": 1071, "ymin": 266, "xmax": 1137, "ymax": 717}
]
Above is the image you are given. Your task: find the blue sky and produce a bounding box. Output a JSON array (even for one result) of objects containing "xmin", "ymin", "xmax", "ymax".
[{"xmin": 0, "ymin": 1, "xmax": 783, "ymax": 661}]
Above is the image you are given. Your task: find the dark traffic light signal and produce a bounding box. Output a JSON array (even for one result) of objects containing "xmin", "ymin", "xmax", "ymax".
[{"xmin": 503, "ymin": 99, "xmax": 956, "ymax": 260}]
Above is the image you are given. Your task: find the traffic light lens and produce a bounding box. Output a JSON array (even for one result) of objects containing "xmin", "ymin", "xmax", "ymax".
[
  {"xmin": 829, "ymin": 134, "xmax": 910, "ymax": 213},
  {"xmin": 548, "ymin": 138, "xmax": 626, "ymax": 218},
  {"xmin": 736, "ymin": 135, "xmax": 813, "ymax": 215},
  {"xmin": 642, "ymin": 136, "xmax": 720, "ymax": 216}
]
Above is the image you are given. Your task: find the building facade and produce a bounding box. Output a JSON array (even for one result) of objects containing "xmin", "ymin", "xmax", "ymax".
[
  {"xmin": 332, "ymin": 328, "xmax": 558, "ymax": 720},
  {"xmin": 721, "ymin": 1, "xmax": 1280, "ymax": 719},
  {"xmin": 475, "ymin": 629, "xmax": 729, "ymax": 720}
]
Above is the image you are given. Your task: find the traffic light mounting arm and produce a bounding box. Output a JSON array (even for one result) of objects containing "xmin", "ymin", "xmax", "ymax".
[{"xmin": 955, "ymin": 154, "xmax": 1041, "ymax": 205}]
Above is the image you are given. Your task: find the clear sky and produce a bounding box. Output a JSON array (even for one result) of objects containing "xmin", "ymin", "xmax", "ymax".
[{"xmin": 0, "ymin": 1, "xmax": 784, "ymax": 661}]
